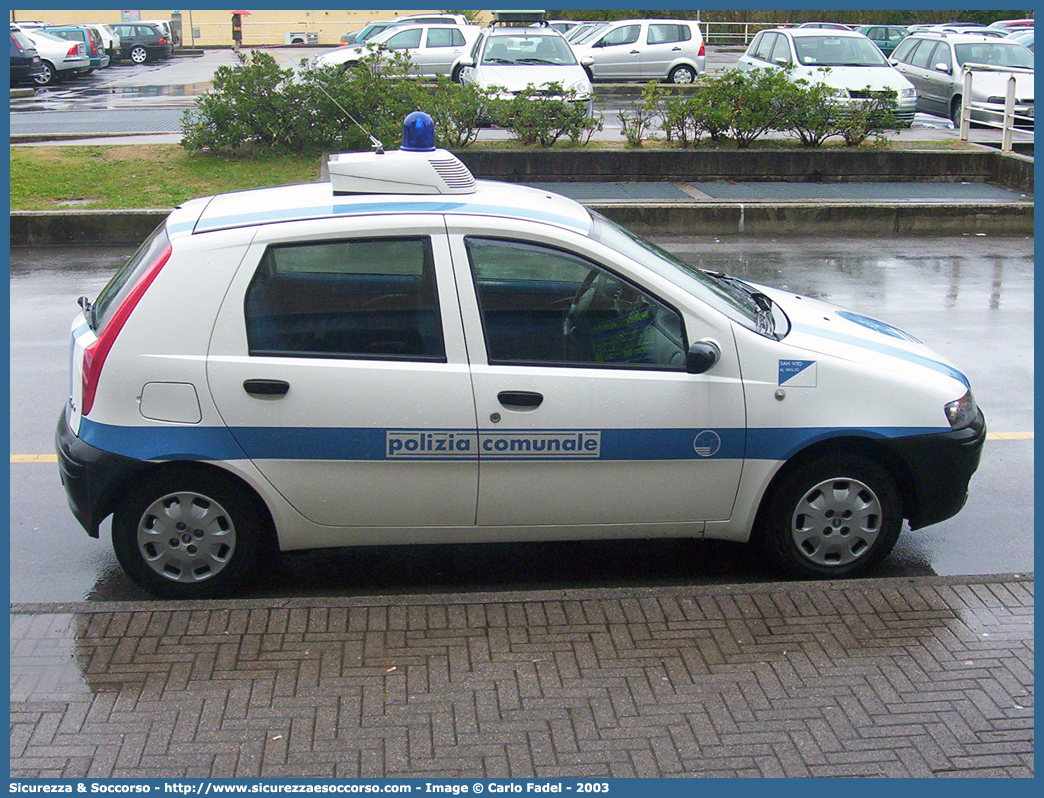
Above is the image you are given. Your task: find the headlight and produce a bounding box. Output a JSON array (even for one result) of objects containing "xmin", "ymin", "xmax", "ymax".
[
  {"xmin": 567, "ymin": 79, "xmax": 592, "ymax": 96},
  {"xmin": 944, "ymin": 389, "xmax": 977, "ymax": 430},
  {"xmin": 900, "ymin": 88, "xmax": 916, "ymax": 100}
]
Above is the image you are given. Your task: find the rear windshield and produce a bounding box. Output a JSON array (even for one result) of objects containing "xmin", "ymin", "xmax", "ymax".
[{"xmin": 91, "ymin": 223, "xmax": 170, "ymax": 332}]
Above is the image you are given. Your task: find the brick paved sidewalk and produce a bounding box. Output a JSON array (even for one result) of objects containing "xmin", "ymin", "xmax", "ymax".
[{"xmin": 10, "ymin": 575, "xmax": 1033, "ymax": 778}]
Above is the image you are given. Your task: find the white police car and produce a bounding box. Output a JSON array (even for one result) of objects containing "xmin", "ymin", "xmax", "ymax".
[{"xmin": 57, "ymin": 112, "xmax": 985, "ymax": 598}]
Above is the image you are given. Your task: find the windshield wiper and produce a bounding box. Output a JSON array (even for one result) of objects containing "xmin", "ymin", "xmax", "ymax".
[{"xmin": 705, "ymin": 272, "xmax": 776, "ymax": 336}]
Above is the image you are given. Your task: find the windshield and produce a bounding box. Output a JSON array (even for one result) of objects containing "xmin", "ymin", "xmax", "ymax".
[
  {"xmin": 481, "ymin": 32, "xmax": 577, "ymax": 65},
  {"xmin": 793, "ymin": 34, "xmax": 889, "ymax": 66},
  {"xmin": 569, "ymin": 23, "xmax": 608, "ymax": 44},
  {"xmin": 588, "ymin": 212, "xmax": 772, "ymax": 334},
  {"xmin": 954, "ymin": 42, "xmax": 1034, "ymax": 68}
]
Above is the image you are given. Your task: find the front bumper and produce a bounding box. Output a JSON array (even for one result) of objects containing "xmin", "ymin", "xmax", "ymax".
[
  {"xmin": 56, "ymin": 406, "xmax": 144, "ymax": 538},
  {"xmin": 882, "ymin": 408, "xmax": 987, "ymax": 529}
]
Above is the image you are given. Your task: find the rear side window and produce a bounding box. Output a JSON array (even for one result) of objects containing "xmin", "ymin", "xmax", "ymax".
[
  {"xmin": 244, "ymin": 237, "xmax": 445, "ymax": 361},
  {"xmin": 648, "ymin": 24, "xmax": 690, "ymax": 45},
  {"xmin": 91, "ymin": 223, "xmax": 171, "ymax": 332}
]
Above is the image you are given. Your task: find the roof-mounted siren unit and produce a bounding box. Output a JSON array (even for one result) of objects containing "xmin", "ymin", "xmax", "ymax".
[
  {"xmin": 328, "ymin": 112, "xmax": 476, "ymax": 195},
  {"xmin": 492, "ymin": 9, "xmax": 547, "ymax": 27}
]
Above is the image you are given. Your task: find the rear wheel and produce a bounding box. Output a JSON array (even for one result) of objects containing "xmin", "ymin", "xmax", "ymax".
[
  {"xmin": 113, "ymin": 467, "xmax": 269, "ymax": 599},
  {"xmin": 759, "ymin": 454, "xmax": 903, "ymax": 578},
  {"xmin": 668, "ymin": 64, "xmax": 697, "ymax": 84},
  {"xmin": 33, "ymin": 61, "xmax": 57, "ymax": 86},
  {"xmin": 130, "ymin": 45, "xmax": 148, "ymax": 64}
]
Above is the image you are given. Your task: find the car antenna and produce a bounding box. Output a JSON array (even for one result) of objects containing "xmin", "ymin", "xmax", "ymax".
[{"xmin": 314, "ymin": 79, "xmax": 384, "ymax": 154}]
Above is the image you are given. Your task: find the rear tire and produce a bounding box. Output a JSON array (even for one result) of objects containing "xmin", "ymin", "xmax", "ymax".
[
  {"xmin": 33, "ymin": 61, "xmax": 57, "ymax": 86},
  {"xmin": 130, "ymin": 45, "xmax": 148, "ymax": 64},
  {"xmin": 113, "ymin": 467, "xmax": 269, "ymax": 599},
  {"xmin": 758, "ymin": 454, "xmax": 903, "ymax": 578},
  {"xmin": 668, "ymin": 64, "xmax": 697, "ymax": 84}
]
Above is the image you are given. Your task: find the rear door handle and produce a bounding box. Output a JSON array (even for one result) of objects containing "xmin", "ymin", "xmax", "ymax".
[
  {"xmin": 244, "ymin": 379, "xmax": 290, "ymax": 397},
  {"xmin": 497, "ymin": 390, "xmax": 543, "ymax": 409}
]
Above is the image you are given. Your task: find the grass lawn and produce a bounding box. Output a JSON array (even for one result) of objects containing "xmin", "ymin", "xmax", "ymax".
[
  {"xmin": 9, "ymin": 139, "xmax": 975, "ymax": 211},
  {"xmin": 9, "ymin": 145, "xmax": 322, "ymax": 211}
]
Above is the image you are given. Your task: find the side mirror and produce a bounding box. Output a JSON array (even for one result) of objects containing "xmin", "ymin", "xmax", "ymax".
[
  {"xmin": 888, "ymin": 58, "xmax": 899, "ymax": 66},
  {"xmin": 458, "ymin": 56, "xmax": 473, "ymax": 67},
  {"xmin": 581, "ymin": 54, "xmax": 594, "ymax": 66},
  {"xmin": 686, "ymin": 340, "xmax": 721, "ymax": 375},
  {"xmin": 934, "ymin": 62, "xmax": 951, "ymax": 73},
  {"xmin": 773, "ymin": 57, "xmax": 791, "ymax": 67}
]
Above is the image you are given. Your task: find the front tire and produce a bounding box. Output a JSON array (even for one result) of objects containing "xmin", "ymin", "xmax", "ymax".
[
  {"xmin": 113, "ymin": 467, "xmax": 269, "ymax": 599},
  {"xmin": 951, "ymin": 95, "xmax": 963, "ymax": 127},
  {"xmin": 130, "ymin": 45, "xmax": 148, "ymax": 64},
  {"xmin": 759, "ymin": 454, "xmax": 902, "ymax": 578}
]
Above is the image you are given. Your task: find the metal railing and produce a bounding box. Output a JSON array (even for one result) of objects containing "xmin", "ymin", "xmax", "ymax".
[
  {"xmin": 699, "ymin": 21, "xmax": 778, "ymax": 47},
  {"xmin": 958, "ymin": 63, "xmax": 1034, "ymax": 152}
]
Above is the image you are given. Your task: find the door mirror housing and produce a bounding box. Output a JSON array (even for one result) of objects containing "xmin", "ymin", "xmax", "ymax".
[
  {"xmin": 934, "ymin": 62, "xmax": 951, "ymax": 73},
  {"xmin": 686, "ymin": 340, "xmax": 721, "ymax": 375},
  {"xmin": 458, "ymin": 56, "xmax": 473, "ymax": 67}
]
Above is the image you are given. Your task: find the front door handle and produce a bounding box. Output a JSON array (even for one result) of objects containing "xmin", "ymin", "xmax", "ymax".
[
  {"xmin": 497, "ymin": 390, "xmax": 543, "ymax": 409},
  {"xmin": 244, "ymin": 379, "xmax": 290, "ymax": 397}
]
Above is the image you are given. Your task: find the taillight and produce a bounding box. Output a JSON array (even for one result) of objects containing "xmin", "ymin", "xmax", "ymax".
[
  {"xmin": 698, "ymin": 41, "xmax": 705, "ymax": 57},
  {"xmin": 158, "ymin": 36, "xmax": 167, "ymax": 45},
  {"xmin": 81, "ymin": 243, "xmax": 172, "ymax": 416},
  {"xmin": 67, "ymin": 44, "xmax": 78, "ymax": 57}
]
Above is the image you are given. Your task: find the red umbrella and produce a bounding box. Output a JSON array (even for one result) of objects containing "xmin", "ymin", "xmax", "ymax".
[{"xmin": 231, "ymin": 10, "xmax": 251, "ymax": 16}]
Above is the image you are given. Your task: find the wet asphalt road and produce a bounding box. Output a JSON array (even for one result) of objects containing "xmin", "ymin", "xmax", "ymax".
[{"xmin": 9, "ymin": 236, "xmax": 1034, "ymax": 603}]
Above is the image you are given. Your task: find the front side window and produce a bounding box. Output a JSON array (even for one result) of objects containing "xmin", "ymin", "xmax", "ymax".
[
  {"xmin": 909, "ymin": 40, "xmax": 939, "ymax": 69},
  {"xmin": 244, "ymin": 237, "xmax": 445, "ymax": 361},
  {"xmin": 466, "ymin": 237, "xmax": 686, "ymax": 369},
  {"xmin": 890, "ymin": 37, "xmax": 918, "ymax": 62},
  {"xmin": 384, "ymin": 28, "xmax": 422, "ymax": 50},
  {"xmin": 770, "ymin": 34, "xmax": 793, "ymax": 64},
  {"xmin": 598, "ymin": 25, "xmax": 640, "ymax": 47}
]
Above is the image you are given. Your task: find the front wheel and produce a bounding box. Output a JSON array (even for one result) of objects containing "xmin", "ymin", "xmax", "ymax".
[
  {"xmin": 130, "ymin": 45, "xmax": 148, "ymax": 64},
  {"xmin": 668, "ymin": 64, "xmax": 697, "ymax": 84},
  {"xmin": 951, "ymin": 95, "xmax": 963, "ymax": 127},
  {"xmin": 758, "ymin": 454, "xmax": 903, "ymax": 578},
  {"xmin": 112, "ymin": 468, "xmax": 269, "ymax": 599}
]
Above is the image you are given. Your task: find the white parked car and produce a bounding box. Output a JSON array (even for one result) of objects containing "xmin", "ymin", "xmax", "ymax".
[
  {"xmin": 84, "ymin": 23, "xmax": 120, "ymax": 62},
  {"xmin": 314, "ymin": 22, "xmax": 480, "ymax": 80},
  {"xmin": 571, "ymin": 18, "xmax": 706, "ymax": 83},
  {"xmin": 459, "ymin": 19, "xmax": 593, "ymax": 114},
  {"xmin": 739, "ymin": 27, "xmax": 918, "ymax": 124},
  {"xmin": 20, "ymin": 26, "xmax": 90, "ymax": 85},
  {"xmin": 57, "ymin": 113, "xmax": 985, "ymax": 599}
]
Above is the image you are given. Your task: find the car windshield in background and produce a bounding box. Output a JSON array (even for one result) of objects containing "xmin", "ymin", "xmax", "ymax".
[
  {"xmin": 954, "ymin": 42, "xmax": 1034, "ymax": 68},
  {"xmin": 482, "ymin": 33, "xmax": 577, "ymax": 65},
  {"xmin": 588, "ymin": 212, "xmax": 765, "ymax": 332},
  {"xmin": 569, "ymin": 23, "xmax": 608, "ymax": 44},
  {"xmin": 793, "ymin": 35, "xmax": 889, "ymax": 66}
]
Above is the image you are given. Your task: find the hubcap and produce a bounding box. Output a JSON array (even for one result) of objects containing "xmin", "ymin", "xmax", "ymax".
[
  {"xmin": 674, "ymin": 68, "xmax": 694, "ymax": 84},
  {"xmin": 137, "ymin": 492, "xmax": 236, "ymax": 583},
  {"xmin": 132, "ymin": 48, "xmax": 146, "ymax": 63},
  {"xmin": 790, "ymin": 477, "xmax": 882, "ymax": 567}
]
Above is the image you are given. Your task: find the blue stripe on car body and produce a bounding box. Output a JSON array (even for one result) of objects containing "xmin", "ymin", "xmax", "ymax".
[{"xmin": 77, "ymin": 419, "xmax": 950, "ymax": 464}]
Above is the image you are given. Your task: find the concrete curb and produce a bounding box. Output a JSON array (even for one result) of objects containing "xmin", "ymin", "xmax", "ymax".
[
  {"xmin": 8, "ymin": 572, "xmax": 1033, "ymax": 616},
  {"xmin": 9, "ymin": 199, "xmax": 1034, "ymax": 246}
]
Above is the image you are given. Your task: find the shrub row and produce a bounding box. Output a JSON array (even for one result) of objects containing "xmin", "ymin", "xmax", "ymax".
[{"xmin": 181, "ymin": 50, "xmax": 904, "ymax": 154}]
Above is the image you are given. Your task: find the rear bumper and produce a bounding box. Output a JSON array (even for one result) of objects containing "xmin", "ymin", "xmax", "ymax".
[
  {"xmin": 883, "ymin": 409, "xmax": 987, "ymax": 529},
  {"xmin": 56, "ymin": 406, "xmax": 144, "ymax": 538}
]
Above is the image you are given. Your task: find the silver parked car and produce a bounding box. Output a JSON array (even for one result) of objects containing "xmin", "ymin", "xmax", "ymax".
[
  {"xmin": 889, "ymin": 32, "xmax": 1034, "ymax": 126},
  {"xmin": 19, "ymin": 26, "xmax": 89, "ymax": 85},
  {"xmin": 570, "ymin": 18, "xmax": 706, "ymax": 84},
  {"xmin": 315, "ymin": 23, "xmax": 480, "ymax": 80},
  {"xmin": 738, "ymin": 27, "xmax": 918, "ymax": 125}
]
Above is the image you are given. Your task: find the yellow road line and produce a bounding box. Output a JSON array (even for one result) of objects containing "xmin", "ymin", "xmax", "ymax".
[{"xmin": 10, "ymin": 431, "xmax": 1033, "ymax": 463}]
